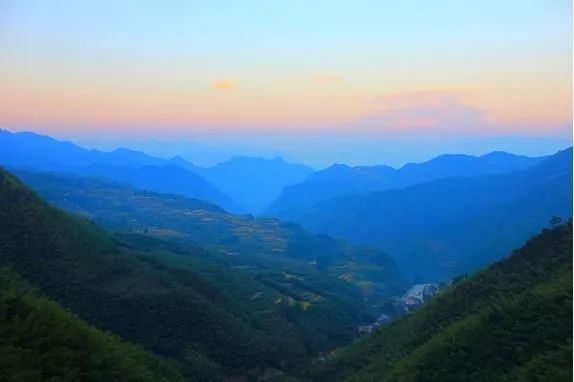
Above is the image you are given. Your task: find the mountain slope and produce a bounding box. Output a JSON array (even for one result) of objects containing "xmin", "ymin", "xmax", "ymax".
[
  {"xmin": 0, "ymin": 129, "xmax": 312, "ymax": 214},
  {"xmin": 16, "ymin": 169, "xmax": 404, "ymax": 303},
  {"xmin": 0, "ymin": 167, "xmax": 310, "ymax": 379},
  {"xmin": 194, "ymin": 156, "xmax": 314, "ymax": 214},
  {"xmin": 282, "ymin": 148, "xmax": 573, "ymax": 280},
  {"xmin": 75, "ymin": 163, "xmax": 241, "ymax": 212},
  {"xmin": 309, "ymin": 221, "xmax": 573, "ymax": 381},
  {"xmin": 0, "ymin": 129, "xmax": 239, "ymax": 212},
  {"xmin": 0, "ymin": 129, "xmax": 165, "ymax": 169},
  {"xmin": 7, "ymin": 167, "xmax": 406, "ymax": 376},
  {"xmin": 268, "ymin": 150, "xmax": 544, "ymax": 216},
  {"xmin": 0, "ymin": 268, "xmax": 187, "ymax": 382}
]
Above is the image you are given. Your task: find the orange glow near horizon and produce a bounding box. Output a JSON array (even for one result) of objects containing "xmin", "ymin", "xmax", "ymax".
[
  {"xmin": 0, "ymin": 1, "xmax": 570, "ymax": 137},
  {"xmin": 0, "ymin": 76, "xmax": 570, "ymax": 136}
]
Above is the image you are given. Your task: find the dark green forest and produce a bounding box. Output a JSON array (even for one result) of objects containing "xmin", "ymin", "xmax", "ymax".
[
  {"xmin": 0, "ymin": 268, "xmax": 187, "ymax": 382},
  {"xmin": 15, "ymin": 168, "xmax": 406, "ymax": 351},
  {"xmin": 308, "ymin": 221, "xmax": 573, "ymax": 381},
  {"xmin": 0, "ymin": 167, "xmax": 401, "ymax": 380}
]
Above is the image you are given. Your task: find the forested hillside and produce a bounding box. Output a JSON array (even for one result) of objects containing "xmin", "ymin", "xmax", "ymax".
[
  {"xmin": 0, "ymin": 268, "xmax": 187, "ymax": 382},
  {"xmin": 308, "ymin": 221, "xmax": 573, "ymax": 381},
  {"xmin": 16, "ymin": 169, "xmax": 404, "ymax": 303},
  {"xmin": 0, "ymin": 167, "xmax": 289, "ymax": 379},
  {"xmin": 0, "ymin": 167, "xmax": 405, "ymax": 380}
]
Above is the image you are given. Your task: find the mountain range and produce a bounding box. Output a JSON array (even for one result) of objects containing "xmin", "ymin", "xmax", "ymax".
[
  {"xmin": 272, "ymin": 148, "xmax": 572, "ymax": 281},
  {"xmin": 2, "ymin": 128, "xmax": 571, "ymax": 282},
  {"xmin": 0, "ymin": 129, "xmax": 313, "ymax": 214},
  {"xmin": 267, "ymin": 151, "xmax": 545, "ymax": 216}
]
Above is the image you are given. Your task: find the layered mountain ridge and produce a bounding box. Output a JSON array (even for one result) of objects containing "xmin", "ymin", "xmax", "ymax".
[{"xmin": 270, "ymin": 148, "xmax": 572, "ymax": 280}]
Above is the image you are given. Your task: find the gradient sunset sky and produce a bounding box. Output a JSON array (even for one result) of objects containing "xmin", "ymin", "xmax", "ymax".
[{"xmin": 0, "ymin": 1, "xmax": 572, "ymax": 166}]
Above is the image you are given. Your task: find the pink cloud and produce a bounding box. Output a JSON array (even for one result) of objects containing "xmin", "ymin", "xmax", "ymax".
[{"xmin": 358, "ymin": 89, "xmax": 483, "ymax": 131}]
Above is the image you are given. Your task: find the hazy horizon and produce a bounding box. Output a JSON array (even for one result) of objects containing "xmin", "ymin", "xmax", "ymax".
[
  {"xmin": 1, "ymin": 126, "xmax": 571, "ymax": 168},
  {"xmin": 1, "ymin": 0, "xmax": 571, "ymax": 167}
]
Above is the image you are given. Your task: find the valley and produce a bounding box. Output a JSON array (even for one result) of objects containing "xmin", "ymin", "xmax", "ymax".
[{"xmin": 0, "ymin": 129, "xmax": 571, "ymax": 381}]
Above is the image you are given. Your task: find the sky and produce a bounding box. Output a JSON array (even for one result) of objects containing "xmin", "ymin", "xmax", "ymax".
[{"xmin": 0, "ymin": 0, "xmax": 572, "ymax": 166}]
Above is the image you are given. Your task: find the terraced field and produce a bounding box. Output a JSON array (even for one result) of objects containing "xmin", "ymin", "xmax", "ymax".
[{"xmin": 16, "ymin": 169, "xmax": 405, "ymax": 354}]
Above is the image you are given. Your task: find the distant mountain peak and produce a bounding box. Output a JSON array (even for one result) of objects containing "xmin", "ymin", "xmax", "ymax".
[
  {"xmin": 169, "ymin": 155, "xmax": 197, "ymax": 167},
  {"xmin": 426, "ymin": 153, "xmax": 474, "ymax": 162},
  {"xmin": 329, "ymin": 163, "xmax": 351, "ymax": 168},
  {"xmin": 322, "ymin": 163, "xmax": 352, "ymax": 172},
  {"xmin": 267, "ymin": 148, "xmax": 552, "ymax": 221},
  {"xmin": 112, "ymin": 147, "xmax": 142, "ymax": 154},
  {"xmin": 480, "ymin": 151, "xmax": 524, "ymax": 159},
  {"xmin": 225, "ymin": 155, "xmax": 286, "ymax": 164}
]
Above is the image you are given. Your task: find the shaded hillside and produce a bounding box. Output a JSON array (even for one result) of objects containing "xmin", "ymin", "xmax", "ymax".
[
  {"xmin": 0, "ymin": 129, "xmax": 240, "ymax": 212},
  {"xmin": 268, "ymin": 150, "xmax": 544, "ymax": 216},
  {"xmin": 281, "ymin": 148, "xmax": 572, "ymax": 280},
  {"xmin": 4, "ymin": 167, "xmax": 405, "ymax": 378},
  {"xmin": 17, "ymin": 169, "xmax": 404, "ymax": 303},
  {"xmin": 0, "ymin": 268, "xmax": 187, "ymax": 382},
  {"xmin": 309, "ymin": 221, "xmax": 573, "ymax": 381},
  {"xmin": 75, "ymin": 163, "xmax": 241, "ymax": 213},
  {"xmin": 0, "ymin": 168, "xmax": 311, "ymax": 379}
]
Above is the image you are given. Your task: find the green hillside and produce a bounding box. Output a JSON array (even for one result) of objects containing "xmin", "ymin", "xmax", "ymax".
[
  {"xmin": 16, "ymin": 169, "xmax": 403, "ymax": 303},
  {"xmin": 15, "ymin": 169, "xmax": 405, "ymax": 353},
  {"xmin": 0, "ymin": 267, "xmax": 188, "ymax": 382},
  {"xmin": 0, "ymin": 168, "xmax": 296, "ymax": 379},
  {"xmin": 308, "ymin": 221, "xmax": 573, "ymax": 381},
  {"xmin": 1, "ymin": 167, "xmax": 405, "ymax": 380}
]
